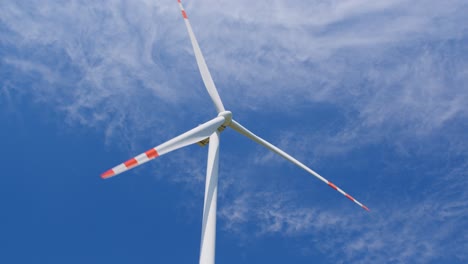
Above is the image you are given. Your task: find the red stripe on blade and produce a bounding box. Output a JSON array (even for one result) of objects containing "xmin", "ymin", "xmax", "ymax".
[
  {"xmin": 124, "ymin": 158, "xmax": 138, "ymax": 168},
  {"xmin": 145, "ymin": 148, "xmax": 159, "ymax": 159},
  {"xmin": 328, "ymin": 182, "xmax": 338, "ymax": 190},
  {"xmin": 101, "ymin": 170, "xmax": 115, "ymax": 179},
  {"xmin": 345, "ymin": 194, "xmax": 355, "ymax": 201},
  {"xmin": 362, "ymin": 205, "xmax": 370, "ymax": 212},
  {"xmin": 182, "ymin": 10, "xmax": 188, "ymax": 19}
]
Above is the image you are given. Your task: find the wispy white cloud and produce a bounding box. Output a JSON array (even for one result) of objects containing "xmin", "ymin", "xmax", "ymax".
[
  {"xmin": 219, "ymin": 159, "xmax": 468, "ymax": 263},
  {"xmin": 1, "ymin": 0, "xmax": 466, "ymax": 146},
  {"xmin": 0, "ymin": 0, "xmax": 209, "ymax": 145}
]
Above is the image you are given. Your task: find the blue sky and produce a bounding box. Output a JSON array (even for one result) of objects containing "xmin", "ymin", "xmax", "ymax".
[{"xmin": 1, "ymin": 0, "xmax": 467, "ymax": 263}]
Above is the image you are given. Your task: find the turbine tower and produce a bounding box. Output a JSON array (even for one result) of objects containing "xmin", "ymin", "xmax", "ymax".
[{"xmin": 101, "ymin": 1, "xmax": 369, "ymax": 263}]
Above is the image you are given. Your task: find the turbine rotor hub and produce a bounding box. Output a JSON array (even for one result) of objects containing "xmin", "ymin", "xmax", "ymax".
[
  {"xmin": 196, "ymin": 111, "xmax": 232, "ymax": 147},
  {"xmin": 218, "ymin": 111, "xmax": 232, "ymax": 126}
]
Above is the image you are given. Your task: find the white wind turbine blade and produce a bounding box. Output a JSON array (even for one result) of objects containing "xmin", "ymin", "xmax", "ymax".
[
  {"xmin": 199, "ymin": 131, "xmax": 220, "ymax": 264},
  {"xmin": 177, "ymin": 0, "xmax": 225, "ymax": 113},
  {"xmin": 101, "ymin": 116, "xmax": 226, "ymax": 179},
  {"xmin": 229, "ymin": 120, "xmax": 370, "ymax": 211}
]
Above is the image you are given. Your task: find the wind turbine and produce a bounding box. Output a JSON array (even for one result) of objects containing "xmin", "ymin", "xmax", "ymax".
[{"xmin": 101, "ymin": 1, "xmax": 369, "ymax": 263}]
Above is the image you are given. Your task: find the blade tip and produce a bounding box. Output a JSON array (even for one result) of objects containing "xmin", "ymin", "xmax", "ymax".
[
  {"xmin": 363, "ymin": 205, "xmax": 370, "ymax": 212},
  {"xmin": 101, "ymin": 170, "xmax": 115, "ymax": 179}
]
